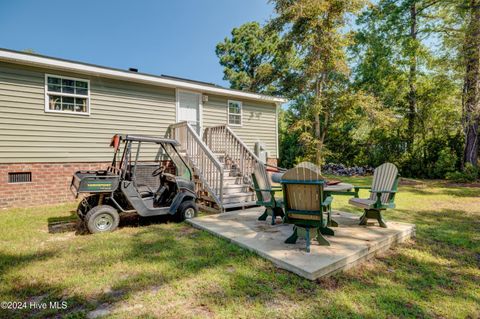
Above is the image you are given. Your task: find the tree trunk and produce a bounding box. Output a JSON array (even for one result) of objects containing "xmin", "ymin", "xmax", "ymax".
[
  {"xmin": 463, "ymin": 0, "xmax": 480, "ymax": 167},
  {"xmin": 314, "ymin": 112, "xmax": 322, "ymax": 165},
  {"xmin": 407, "ymin": 2, "xmax": 417, "ymax": 152},
  {"xmin": 314, "ymin": 76, "xmax": 322, "ymax": 166}
]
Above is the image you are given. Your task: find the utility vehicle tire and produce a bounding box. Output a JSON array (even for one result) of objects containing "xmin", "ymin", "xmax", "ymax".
[
  {"xmin": 175, "ymin": 200, "xmax": 198, "ymax": 222},
  {"xmin": 85, "ymin": 205, "xmax": 120, "ymax": 234},
  {"xmin": 76, "ymin": 195, "xmax": 99, "ymax": 219}
]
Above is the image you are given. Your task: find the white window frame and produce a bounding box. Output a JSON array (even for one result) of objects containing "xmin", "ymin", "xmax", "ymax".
[
  {"xmin": 44, "ymin": 74, "xmax": 90, "ymax": 115},
  {"xmin": 227, "ymin": 100, "xmax": 242, "ymax": 127}
]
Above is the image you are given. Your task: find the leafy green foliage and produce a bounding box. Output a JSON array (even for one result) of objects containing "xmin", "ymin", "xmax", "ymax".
[
  {"xmin": 216, "ymin": 1, "xmax": 477, "ymax": 178},
  {"xmin": 215, "ymin": 22, "xmax": 292, "ymax": 95},
  {"xmin": 446, "ymin": 163, "xmax": 479, "ymax": 182},
  {"xmin": 268, "ymin": 0, "xmax": 368, "ymax": 165},
  {"xmin": 434, "ymin": 148, "xmax": 458, "ymax": 178}
]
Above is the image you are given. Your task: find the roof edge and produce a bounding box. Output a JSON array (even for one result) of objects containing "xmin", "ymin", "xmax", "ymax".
[{"xmin": 0, "ymin": 48, "xmax": 288, "ymax": 104}]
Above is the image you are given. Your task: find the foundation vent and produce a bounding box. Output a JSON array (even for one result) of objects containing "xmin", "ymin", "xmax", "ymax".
[{"xmin": 8, "ymin": 172, "xmax": 32, "ymax": 183}]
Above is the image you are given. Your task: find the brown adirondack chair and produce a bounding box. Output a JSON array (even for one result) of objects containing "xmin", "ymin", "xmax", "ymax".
[
  {"xmin": 251, "ymin": 163, "xmax": 284, "ymax": 225},
  {"xmin": 349, "ymin": 162, "xmax": 399, "ymax": 228},
  {"xmin": 280, "ymin": 162, "xmax": 334, "ymax": 252}
]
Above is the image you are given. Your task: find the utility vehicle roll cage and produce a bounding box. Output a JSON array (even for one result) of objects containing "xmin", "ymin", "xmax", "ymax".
[{"xmin": 109, "ymin": 134, "xmax": 192, "ymax": 181}]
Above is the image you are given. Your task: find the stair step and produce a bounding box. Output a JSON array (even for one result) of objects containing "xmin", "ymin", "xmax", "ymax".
[
  {"xmin": 223, "ymin": 176, "xmax": 242, "ymax": 185},
  {"xmin": 223, "ymin": 184, "xmax": 249, "ymax": 189},
  {"xmin": 223, "ymin": 191, "xmax": 254, "ymax": 198},
  {"xmin": 222, "ymin": 201, "xmax": 258, "ymax": 210},
  {"xmin": 222, "ymin": 184, "xmax": 251, "ymax": 194},
  {"xmin": 223, "ymin": 169, "xmax": 240, "ymax": 176},
  {"xmin": 221, "ymin": 192, "xmax": 255, "ymax": 204}
]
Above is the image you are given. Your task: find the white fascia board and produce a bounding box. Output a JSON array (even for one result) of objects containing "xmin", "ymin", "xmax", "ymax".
[{"xmin": 0, "ymin": 49, "xmax": 288, "ymax": 104}]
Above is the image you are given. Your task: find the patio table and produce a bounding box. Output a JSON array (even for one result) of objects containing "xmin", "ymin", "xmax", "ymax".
[
  {"xmin": 324, "ymin": 182, "xmax": 354, "ymax": 193},
  {"xmin": 324, "ymin": 183, "xmax": 354, "ymax": 227},
  {"xmin": 272, "ymin": 173, "xmax": 354, "ymax": 194}
]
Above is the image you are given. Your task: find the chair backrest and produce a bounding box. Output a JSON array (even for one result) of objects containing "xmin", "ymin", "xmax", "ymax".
[
  {"xmin": 252, "ymin": 163, "xmax": 272, "ymax": 202},
  {"xmin": 281, "ymin": 162, "xmax": 325, "ymax": 212},
  {"xmin": 369, "ymin": 163, "xmax": 399, "ymax": 203}
]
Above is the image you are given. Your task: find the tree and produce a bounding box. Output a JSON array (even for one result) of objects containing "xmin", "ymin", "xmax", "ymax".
[
  {"xmin": 215, "ymin": 22, "xmax": 288, "ymax": 95},
  {"xmin": 462, "ymin": 0, "xmax": 480, "ymax": 167},
  {"xmin": 215, "ymin": 0, "xmax": 471, "ymax": 177},
  {"xmin": 268, "ymin": 0, "xmax": 366, "ymax": 165},
  {"xmin": 353, "ymin": 0, "xmax": 448, "ymax": 151}
]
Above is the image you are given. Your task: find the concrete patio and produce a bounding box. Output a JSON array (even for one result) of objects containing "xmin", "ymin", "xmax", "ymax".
[{"xmin": 187, "ymin": 207, "xmax": 415, "ymax": 280}]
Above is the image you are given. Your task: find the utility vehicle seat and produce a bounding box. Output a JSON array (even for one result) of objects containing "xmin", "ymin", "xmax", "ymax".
[
  {"xmin": 137, "ymin": 184, "xmax": 155, "ymax": 198},
  {"xmin": 134, "ymin": 164, "xmax": 161, "ymax": 198}
]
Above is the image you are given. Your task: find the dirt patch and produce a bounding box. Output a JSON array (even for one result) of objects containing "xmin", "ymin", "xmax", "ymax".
[
  {"xmin": 186, "ymin": 304, "xmax": 214, "ymax": 318},
  {"xmin": 102, "ymin": 287, "xmax": 126, "ymax": 299},
  {"xmin": 316, "ymin": 276, "xmax": 341, "ymax": 290},
  {"xmin": 444, "ymin": 182, "xmax": 480, "ymax": 188},
  {"xmin": 46, "ymin": 232, "xmax": 76, "ymax": 241},
  {"xmin": 87, "ymin": 303, "xmax": 112, "ymax": 319},
  {"xmin": 399, "ymin": 178, "xmax": 424, "ymax": 186},
  {"xmin": 179, "ymin": 226, "xmax": 197, "ymax": 235}
]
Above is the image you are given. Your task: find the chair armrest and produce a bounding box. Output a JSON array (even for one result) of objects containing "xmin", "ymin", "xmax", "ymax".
[
  {"xmin": 255, "ymin": 188, "xmax": 278, "ymax": 192},
  {"xmin": 369, "ymin": 190, "xmax": 397, "ymax": 194},
  {"xmin": 353, "ymin": 186, "xmax": 370, "ymax": 198},
  {"xmin": 322, "ymin": 196, "xmax": 333, "ymax": 207},
  {"xmin": 271, "ymin": 186, "xmax": 282, "ymax": 190},
  {"xmin": 254, "ymin": 188, "xmax": 282, "ymax": 200},
  {"xmin": 370, "ymin": 190, "xmax": 397, "ymax": 207}
]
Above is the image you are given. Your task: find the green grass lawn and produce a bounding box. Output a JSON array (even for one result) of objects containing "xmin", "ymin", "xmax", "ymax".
[{"xmin": 0, "ymin": 177, "xmax": 479, "ymax": 318}]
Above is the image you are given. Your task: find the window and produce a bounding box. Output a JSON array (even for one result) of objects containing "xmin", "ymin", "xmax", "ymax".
[
  {"xmin": 227, "ymin": 100, "xmax": 242, "ymax": 126},
  {"xmin": 45, "ymin": 74, "xmax": 90, "ymax": 114},
  {"xmin": 8, "ymin": 172, "xmax": 32, "ymax": 183}
]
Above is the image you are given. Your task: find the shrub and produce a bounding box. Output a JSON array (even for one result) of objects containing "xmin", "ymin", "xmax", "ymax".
[
  {"xmin": 446, "ymin": 163, "xmax": 479, "ymax": 183},
  {"xmin": 433, "ymin": 148, "xmax": 458, "ymax": 178}
]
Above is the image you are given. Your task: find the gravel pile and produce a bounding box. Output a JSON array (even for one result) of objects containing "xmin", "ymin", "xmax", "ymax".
[{"xmin": 321, "ymin": 163, "xmax": 374, "ymax": 176}]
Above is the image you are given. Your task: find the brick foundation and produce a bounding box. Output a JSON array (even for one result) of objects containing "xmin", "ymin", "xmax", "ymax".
[
  {"xmin": 0, "ymin": 162, "xmax": 109, "ymax": 209},
  {"xmin": 0, "ymin": 159, "xmax": 281, "ymax": 209}
]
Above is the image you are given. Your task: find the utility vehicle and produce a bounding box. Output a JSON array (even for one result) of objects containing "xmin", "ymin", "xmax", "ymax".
[{"xmin": 70, "ymin": 134, "xmax": 198, "ymax": 233}]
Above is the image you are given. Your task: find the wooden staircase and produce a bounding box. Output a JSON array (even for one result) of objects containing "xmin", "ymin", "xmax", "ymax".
[{"xmin": 166, "ymin": 122, "xmax": 260, "ymax": 212}]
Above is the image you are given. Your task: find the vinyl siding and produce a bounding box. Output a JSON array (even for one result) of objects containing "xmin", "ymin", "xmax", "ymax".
[
  {"xmin": 203, "ymin": 94, "xmax": 278, "ymax": 158},
  {"xmin": 0, "ymin": 62, "xmax": 175, "ymax": 163},
  {"xmin": 0, "ymin": 62, "xmax": 278, "ymax": 163}
]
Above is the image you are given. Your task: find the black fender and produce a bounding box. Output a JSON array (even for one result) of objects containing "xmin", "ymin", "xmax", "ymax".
[{"xmin": 168, "ymin": 189, "xmax": 197, "ymax": 214}]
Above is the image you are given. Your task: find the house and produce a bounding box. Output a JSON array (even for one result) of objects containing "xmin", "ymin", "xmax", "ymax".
[{"xmin": 0, "ymin": 48, "xmax": 286, "ymax": 209}]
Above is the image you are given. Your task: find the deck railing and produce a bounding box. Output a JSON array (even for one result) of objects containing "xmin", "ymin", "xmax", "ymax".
[
  {"xmin": 203, "ymin": 125, "xmax": 262, "ymax": 186},
  {"xmin": 166, "ymin": 122, "xmax": 224, "ymax": 208}
]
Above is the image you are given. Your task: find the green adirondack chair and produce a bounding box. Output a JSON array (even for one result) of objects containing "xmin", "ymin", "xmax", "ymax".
[
  {"xmin": 349, "ymin": 162, "xmax": 399, "ymax": 228},
  {"xmin": 252, "ymin": 163, "xmax": 284, "ymax": 225},
  {"xmin": 280, "ymin": 162, "xmax": 334, "ymax": 252}
]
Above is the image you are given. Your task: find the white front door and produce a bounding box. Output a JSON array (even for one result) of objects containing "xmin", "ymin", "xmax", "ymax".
[{"xmin": 177, "ymin": 90, "xmax": 201, "ymax": 135}]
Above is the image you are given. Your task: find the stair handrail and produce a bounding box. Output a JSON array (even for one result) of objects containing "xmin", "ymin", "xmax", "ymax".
[
  {"xmin": 203, "ymin": 125, "xmax": 262, "ymax": 186},
  {"xmin": 166, "ymin": 122, "xmax": 224, "ymax": 208},
  {"xmin": 221, "ymin": 126, "xmax": 287, "ymax": 172}
]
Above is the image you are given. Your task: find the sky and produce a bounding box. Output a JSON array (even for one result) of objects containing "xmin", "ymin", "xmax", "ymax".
[{"xmin": 0, "ymin": 0, "xmax": 275, "ymax": 87}]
